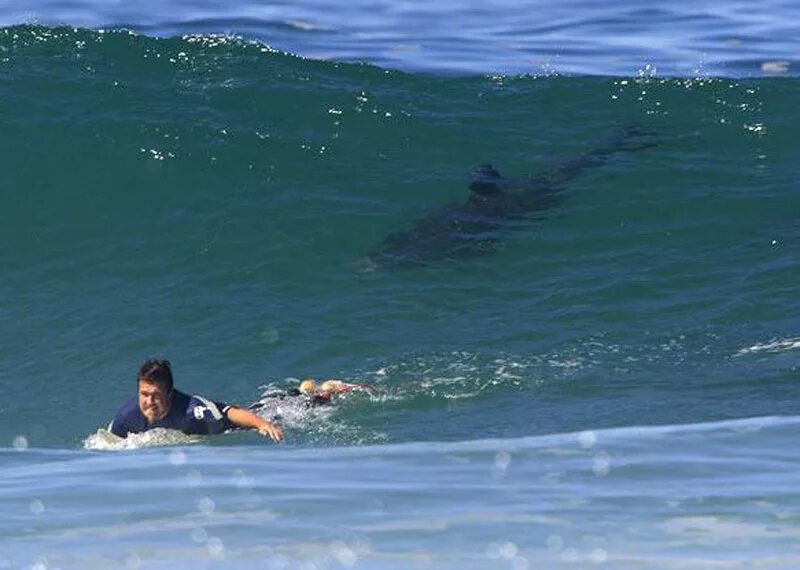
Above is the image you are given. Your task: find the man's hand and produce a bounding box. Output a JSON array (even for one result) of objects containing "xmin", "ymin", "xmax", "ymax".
[
  {"xmin": 227, "ymin": 406, "xmax": 284, "ymax": 443},
  {"xmin": 258, "ymin": 421, "xmax": 284, "ymax": 443}
]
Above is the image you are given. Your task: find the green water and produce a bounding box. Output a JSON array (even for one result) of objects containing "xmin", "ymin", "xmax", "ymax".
[{"xmin": 0, "ymin": 27, "xmax": 797, "ymax": 449}]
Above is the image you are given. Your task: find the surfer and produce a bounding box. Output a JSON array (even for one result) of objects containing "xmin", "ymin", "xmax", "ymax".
[
  {"xmin": 109, "ymin": 359, "xmax": 284, "ymax": 442},
  {"xmin": 248, "ymin": 378, "xmax": 376, "ymax": 415},
  {"xmin": 299, "ymin": 379, "xmax": 376, "ymax": 401}
]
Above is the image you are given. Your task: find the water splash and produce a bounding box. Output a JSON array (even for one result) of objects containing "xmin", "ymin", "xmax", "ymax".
[
  {"xmin": 83, "ymin": 427, "xmax": 201, "ymax": 450},
  {"xmin": 736, "ymin": 337, "xmax": 800, "ymax": 356}
]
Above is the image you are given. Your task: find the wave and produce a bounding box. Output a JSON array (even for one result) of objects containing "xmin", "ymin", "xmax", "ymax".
[
  {"xmin": 5, "ymin": 413, "xmax": 800, "ymax": 570},
  {"xmin": 1, "ymin": 21, "xmax": 797, "ymax": 451},
  {"xmin": 76, "ymin": 413, "xmax": 800, "ymax": 454},
  {"xmin": 1, "ymin": 0, "xmax": 799, "ymax": 76},
  {"xmin": 300, "ymin": 413, "xmax": 800, "ymax": 456}
]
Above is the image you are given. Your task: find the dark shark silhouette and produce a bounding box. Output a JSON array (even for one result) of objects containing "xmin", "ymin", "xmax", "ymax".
[{"xmin": 364, "ymin": 126, "xmax": 657, "ymax": 269}]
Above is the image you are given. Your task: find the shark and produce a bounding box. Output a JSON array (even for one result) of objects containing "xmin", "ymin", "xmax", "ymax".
[{"xmin": 363, "ymin": 125, "xmax": 658, "ymax": 269}]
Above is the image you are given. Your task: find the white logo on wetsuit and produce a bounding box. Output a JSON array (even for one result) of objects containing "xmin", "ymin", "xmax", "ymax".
[{"xmin": 194, "ymin": 406, "xmax": 208, "ymax": 420}]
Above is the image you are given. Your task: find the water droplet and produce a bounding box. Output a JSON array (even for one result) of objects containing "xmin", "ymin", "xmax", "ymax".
[
  {"xmin": 186, "ymin": 470, "xmax": 202, "ymax": 487},
  {"xmin": 494, "ymin": 450, "xmax": 511, "ymax": 470},
  {"xmin": 234, "ymin": 469, "xmax": 252, "ymax": 489},
  {"xmin": 761, "ymin": 61, "xmax": 789, "ymax": 74},
  {"xmin": 329, "ymin": 541, "xmax": 358, "ymax": 567},
  {"xmin": 591, "ymin": 548, "xmax": 608, "ymax": 564},
  {"xmin": 197, "ymin": 496, "xmax": 215, "ymax": 516},
  {"xmin": 207, "ymin": 537, "xmax": 225, "ymax": 561},
  {"xmin": 546, "ymin": 534, "xmax": 563, "ymax": 551},
  {"xmin": 261, "ymin": 328, "xmax": 279, "ymax": 344},
  {"xmin": 191, "ymin": 526, "xmax": 208, "ymax": 544},
  {"xmin": 12, "ymin": 435, "xmax": 28, "ymax": 450},
  {"xmin": 29, "ymin": 499, "xmax": 45, "ymax": 514},
  {"xmin": 578, "ymin": 431, "xmax": 596, "ymax": 449},
  {"xmin": 500, "ymin": 542, "xmax": 518, "ymax": 559},
  {"xmin": 169, "ymin": 449, "xmax": 186, "ymax": 466},
  {"xmin": 592, "ymin": 452, "xmax": 611, "ymax": 477}
]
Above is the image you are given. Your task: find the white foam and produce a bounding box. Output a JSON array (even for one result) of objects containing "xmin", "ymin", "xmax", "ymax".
[
  {"xmin": 83, "ymin": 428, "xmax": 200, "ymax": 451},
  {"xmin": 736, "ymin": 337, "xmax": 800, "ymax": 355},
  {"xmin": 761, "ymin": 61, "xmax": 790, "ymax": 74},
  {"xmin": 252, "ymin": 385, "xmax": 386, "ymax": 445}
]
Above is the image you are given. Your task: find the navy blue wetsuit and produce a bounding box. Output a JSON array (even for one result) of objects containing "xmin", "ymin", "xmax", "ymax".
[{"xmin": 110, "ymin": 389, "xmax": 235, "ymax": 438}]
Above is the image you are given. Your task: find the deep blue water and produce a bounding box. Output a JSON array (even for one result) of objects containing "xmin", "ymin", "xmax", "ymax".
[{"xmin": 0, "ymin": 0, "xmax": 798, "ymax": 76}]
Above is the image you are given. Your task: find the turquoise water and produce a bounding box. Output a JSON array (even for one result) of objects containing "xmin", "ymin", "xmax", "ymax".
[{"xmin": 0, "ymin": 3, "xmax": 798, "ymax": 568}]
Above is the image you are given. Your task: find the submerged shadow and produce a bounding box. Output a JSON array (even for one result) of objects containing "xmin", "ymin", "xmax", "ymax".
[{"xmin": 361, "ymin": 125, "xmax": 659, "ymax": 270}]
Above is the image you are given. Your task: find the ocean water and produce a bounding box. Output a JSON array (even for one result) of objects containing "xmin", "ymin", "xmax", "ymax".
[
  {"xmin": 1, "ymin": 1, "xmax": 799, "ymax": 568},
  {"xmin": 1, "ymin": 0, "xmax": 799, "ymax": 76}
]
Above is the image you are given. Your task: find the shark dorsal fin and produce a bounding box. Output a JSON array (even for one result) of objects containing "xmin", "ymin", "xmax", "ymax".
[{"xmin": 470, "ymin": 164, "xmax": 505, "ymax": 196}]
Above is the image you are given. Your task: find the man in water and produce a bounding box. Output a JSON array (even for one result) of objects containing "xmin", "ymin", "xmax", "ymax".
[
  {"xmin": 298, "ymin": 379, "xmax": 376, "ymax": 402},
  {"xmin": 248, "ymin": 378, "xmax": 376, "ymax": 417},
  {"xmin": 109, "ymin": 359, "xmax": 283, "ymax": 442}
]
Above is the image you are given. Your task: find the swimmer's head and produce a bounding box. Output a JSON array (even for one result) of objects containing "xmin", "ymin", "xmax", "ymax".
[
  {"xmin": 299, "ymin": 379, "xmax": 317, "ymax": 395},
  {"xmin": 137, "ymin": 359, "xmax": 174, "ymax": 424},
  {"xmin": 319, "ymin": 380, "xmax": 344, "ymax": 392}
]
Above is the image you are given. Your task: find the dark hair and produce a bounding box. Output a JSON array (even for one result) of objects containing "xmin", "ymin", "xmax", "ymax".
[{"xmin": 138, "ymin": 359, "xmax": 174, "ymax": 390}]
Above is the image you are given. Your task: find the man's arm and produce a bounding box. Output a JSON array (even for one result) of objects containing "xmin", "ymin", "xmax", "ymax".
[
  {"xmin": 108, "ymin": 398, "xmax": 140, "ymax": 438},
  {"xmin": 226, "ymin": 406, "xmax": 284, "ymax": 442},
  {"xmin": 108, "ymin": 418, "xmax": 128, "ymax": 438}
]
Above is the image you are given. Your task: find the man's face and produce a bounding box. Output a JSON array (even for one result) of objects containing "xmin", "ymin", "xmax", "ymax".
[{"xmin": 138, "ymin": 379, "xmax": 172, "ymax": 424}]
